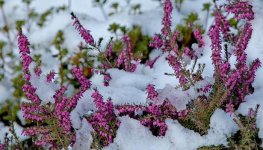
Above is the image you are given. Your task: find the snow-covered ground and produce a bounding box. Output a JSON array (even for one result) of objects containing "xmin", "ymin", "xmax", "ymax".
[{"xmin": 0, "ymin": 0, "xmax": 263, "ymax": 149}]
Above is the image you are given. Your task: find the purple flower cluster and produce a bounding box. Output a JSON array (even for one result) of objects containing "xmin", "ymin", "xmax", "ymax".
[
  {"xmin": 71, "ymin": 12, "xmax": 94, "ymax": 45},
  {"xmin": 72, "ymin": 66, "xmax": 91, "ymax": 91},
  {"xmin": 86, "ymin": 89, "xmax": 120, "ymax": 146},
  {"xmin": 162, "ymin": 0, "xmax": 173, "ymax": 36},
  {"xmin": 166, "ymin": 54, "xmax": 188, "ymax": 85},
  {"xmin": 226, "ymin": 1, "xmax": 254, "ymax": 21},
  {"xmin": 18, "ymin": 30, "xmax": 80, "ymax": 147},
  {"xmin": 209, "ymin": 6, "xmax": 261, "ymax": 110},
  {"xmin": 146, "ymin": 84, "xmax": 159, "ymax": 100},
  {"xmin": 193, "ymin": 29, "xmax": 205, "ymax": 48},
  {"xmin": 116, "ymin": 35, "xmax": 137, "ymax": 72},
  {"xmin": 46, "ymin": 70, "xmax": 55, "ymax": 82}
]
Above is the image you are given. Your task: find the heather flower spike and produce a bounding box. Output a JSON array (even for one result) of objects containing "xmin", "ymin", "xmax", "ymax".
[
  {"xmin": 17, "ymin": 28, "xmax": 33, "ymax": 81},
  {"xmin": 71, "ymin": 12, "xmax": 95, "ymax": 45},
  {"xmin": 146, "ymin": 84, "xmax": 159, "ymax": 101},
  {"xmin": 162, "ymin": 0, "xmax": 173, "ymax": 36},
  {"xmin": 226, "ymin": 1, "xmax": 254, "ymax": 21}
]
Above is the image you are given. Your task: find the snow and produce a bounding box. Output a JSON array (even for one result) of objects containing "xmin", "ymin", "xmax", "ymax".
[{"xmin": 105, "ymin": 109, "xmax": 238, "ymax": 150}]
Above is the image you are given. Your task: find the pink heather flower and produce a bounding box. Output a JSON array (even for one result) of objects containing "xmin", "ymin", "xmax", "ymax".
[
  {"xmin": 149, "ymin": 34, "xmax": 163, "ymax": 49},
  {"xmin": 178, "ymin": 109, "xmax": 188, "ymax": 117},
  {"xmin": 55, "ymin": 97, "xmax": 72, "ymax": 133},
  {"xmin": 22, "ymin": 84, "xmax": 41, "ymax": 104},
  {"xmin": 71, "ymin": 12, "xmax": 94, "ymax": 45},
  {"xmin": 247, "ymin": 59, "xmax": 261, "ymax": 84},
  {"xmin": 116, "ymin": 51, "xmax": 125, "ymax": 67},
  {"xmin": 214, "ymin": 11, "xmax": 230, "ymax": 39},
  {"xmin": 21, "ymin": 103, "xmax": 47, "ymax": 121},
  {"xmin": 219, "ymin": 62, "xmax": 230, "ymax": 81},
  {"xmin": 162, "ymin": 0, "xmax": 173, "ymax": 36},
  {"xmin": 209, "ymin": 24, "xmax": 222, "ymax": 71},
  {"xmin": 34, "ymin": 67, "xmax": 42, "ymax": 77},
  {"xmin": 166, "ymin": 54, "xmax": 188, "ymax": 85},
  {"xmin": 105, "ymin": 42, "xmax": 113, "ymax": 58},
  {"xmin": 226, "ymin": 1, "xmax": 254, "ymax": 21},
  {"xmin": 91, "ymin": 89, "xmax": 105, "ymax": 110},
  {"xmin": 0, "ymin": 144, "xmax": 4, "ymax": 150},
  {"xmin": 146, "ymin": 84, "xmax": 159, "ymax": 101},
  {"xmin": 225, "ymin": 70, "xmax": 240, "ymax": 91},
  {"xmin": 200, "ymin": 84, "xmax": 212, "ymax": 93},
  {"xmin": 68, "ymin": 92, "xmax": 83, "ymax": 109},
  {"xmin": 17, "ymin": 30, "xmax": 33, "ymax": 81},
  {"xmin": 72, "ymin": 66, "xmax": 91, "ymax": 91},
  {"xmin": 103, "ymin": 73, "xmax": 111, "ymax": 87},
  {"xmin": 193, "ymin": 29, "xmax": 205, "ymax": 47},
  {"xmin": 235, "ymin": 23, "xmax": 252, "ymax": 69},
  {"xmin": 53, "ymin": 86, "xmax": 67, "ymax": 102},
  {"xmin": 46, "ymin": 70, "xmax": 55, "ymax": 82},
  {"xmin": 183, "ymin": 47, "xmax": 195, "ymax": 59},
  {"xmin": 122, "ymin": 36, "xmax": 136, "ymax": 72},
  {"xmin": 225, "ymin": 102, "xmax": 235, "ymax": 114},
  {"xmin": 88, "ymin": 91, "xmax": 120, "ymax": 146},
  {"xmin": 145, "ymin": 55, "xmax": 160, "ymax": 68},
  {"xmin": 116, "ymin": 105, "xmax": 144, "ymax": 117},
  {"xmin": 22, "ymin": 126, "xmax": 50, "ymax": 136}
]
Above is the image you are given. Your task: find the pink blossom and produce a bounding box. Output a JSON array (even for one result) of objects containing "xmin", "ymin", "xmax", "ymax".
[
  {"xmin": 162, "ymin": 0, "xmax": 173, "ymax": 36},
  {"xmin": 71, "ymin": 12, "xmax": 94, "ymax": 45},
  {"xmin": 146, "ymin": 84, "xmax": 159, "ymax": 101}
]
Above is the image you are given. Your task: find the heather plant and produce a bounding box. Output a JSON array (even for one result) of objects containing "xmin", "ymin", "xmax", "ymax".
[{"xmin": 0, "ymin": 0, "xmax": 262, "ymax": 149}]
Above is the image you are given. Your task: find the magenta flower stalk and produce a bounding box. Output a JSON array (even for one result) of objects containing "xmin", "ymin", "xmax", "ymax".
[
  {"xmin": 34, "ymin": 67, "xmax": 42, "ymax": 77},
  {"xmin": 105, "ymin": 42, "xmax": 113, "ymax": 58},
  {"xmin": 209, "ymin": 24, "xmax": 222, "ymax": 72},
  {"xmin": 46, "ymin": 70, "xmax": 55, "ymax": 82},
  {"xmin": 146, "ymin": 84, "xmax": 159, "ymax": 101},
  {"xmin": 234, "ymin": 23, "xmax": 252, "ymax": 70},
  {"xmin": 55, "ymin": 97, "xmax": 72, "ymax": 133},
  {"xmin": 149, "ymin": 34, "xmax": 163, "ymax": 49},
  {"xmin": 193, "ymin": 29, "xmax": 205, "ymax": 47},
  {"xmin": 162, "ymin": 0, "xmax": 173, "ymax": 37},
  {"xmin": 72, "ymin": 66, "xmax": 91, "ymax": 91},
  {"xmin": 166, "ymin": 54, "xmax": 188, "ymax": 85},
  {"xmin": 145, "ymin": 55, "xmax": 160, "ymax": 68},
  {"xmin": 71, "ymin": 12, "xmax": 94, "ymax": 45},
  {"xmin": 91, "ymin": 89, "xmax": 105, "ymax": 110},
  {"xmin": 225, "ymin": 102, "xmax": 234, "ymax": 114},
  {"xmin": 226, "ymin": 1, "xmax": 254, "ymax": 21},
  {"xmin": 18, "ymin": 30, "xmax": 33, "ymax": 81},
  {"xmin": 122, "ymin": 35, "xmax": 136, "ymax": 72},
  {"xmin": 87, "ymin": 90, "xmax": 120, "ymax": 146},
  {"xmin": 214, "ymin": 11, "xmax": 230, "ymax": 39},
  {"xmin": 103, "ymin": 73, "xmax": 111, "ymax": 87}
]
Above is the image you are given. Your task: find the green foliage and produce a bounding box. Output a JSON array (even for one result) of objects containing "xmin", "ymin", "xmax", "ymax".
[
  {"xmin": 198, "ymin": 145, "xmax": 226, "ymax": 150},
  {"xmin": 107, "ymin": 25, "xmax": 152, "ymax": 63},
  {"xmin": 93, "ymin": 0, "xmax": 107, "ymax": 6},
  {"xmin": 202, "ymin": 3, "xmax": 211, "ymax": 11},
  {"xmin": 109, "ymin": 2, "xmax": 119, "ymax": 15},
  {"xmin": 179, "ymin": 79, "xmax": 226, "ymax": 134},
  {"xmin": 22, "ymin": 0, "xmax": 33, "ymax": 5},
  {"xmin": 130, "ymin": 4, "xmax": 142, "ymax": 15},
  {"xmin": 0, "ymin": 0, "xmax": 4, "ymax": 7},
  {"xmin": 128, "ymin": 26, "xmax": 151, "ymax": 61},
  {"xmin": 12, "ymin": 74, "xmax": 25, "ymax": 98},
  {"xmin": 38, "ymin": 8, "xmax": 53, "ymax": 27},
  {"xmin": 0, "ymin": 100, "xmax": 20, "ymax": 125},
  {"xmin": 176, "ymin": 12, "xmax": 203, "ymax": 49}
]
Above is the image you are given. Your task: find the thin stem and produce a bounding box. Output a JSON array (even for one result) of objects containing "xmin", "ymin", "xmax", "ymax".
[
  {"xmin": 99, "ymin": 4, "xmax": 108, "ymax": 21},
  {"xmin": 0, "ymin": 7, "xmax": 13, "ymax": 48}
]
